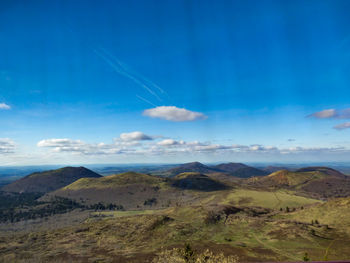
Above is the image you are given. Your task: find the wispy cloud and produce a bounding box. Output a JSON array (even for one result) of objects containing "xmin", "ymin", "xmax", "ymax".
[
  {"xmin": 334, "ymin": 122, "xmax": 350, "ymax": 130},
  {"xmin": 143, "ymin": 106, "xmax": 207, "ymax": 122},
  {"xmin": 0, "ymin": 138, "xmax": 15, "ymax": 154},
  {"xmin": 308, "ymin": 108, "xmax": 350, "ymax": 131},
  {"xmin": 308, "ymin": 109, "xmax": 337, "ymax": 119},
  {"xmin": 308, "ymin": 108, "xmax": 350, "ymax": 119},
  {"xmin": 0, "ymin": 103, "xmax": 11, "ymax": 110}
]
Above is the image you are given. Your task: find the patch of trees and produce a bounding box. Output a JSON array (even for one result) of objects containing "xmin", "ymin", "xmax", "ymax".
[
  {"xmin": 0, "ymin": 191, "xmax": 124, "ymax": 223},
  {"xmin": 88, "ymin": 202, "xmax": 124, "ymax": 211},
  {"xmin": 144, "ymin": 198, "xmax": 157, "ymax": 206},
  {"xmin": 0, "ymin": 191, "xmax": 43, "ymax": 210},
  {"xmin": 0, "ymin": 196, "xmax": 84, "ymax": 223}
]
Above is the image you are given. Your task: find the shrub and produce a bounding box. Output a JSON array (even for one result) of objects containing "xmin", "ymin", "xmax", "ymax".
[
  {"xmin": 144, "ymin": 198, "xmax": 157, "ymax": 206},
  {"xmin": 149, "ymin": 216, "xmax": 173, "ymax": 230},
  {"xmin": 152, "ymin": 247, "xmax": 239, "ymax": 263},
  {"xmin": 303, "ymin": 252, "xmax": 310, "ymax": 262},
  {"xmin": 204, "ymin": 211, "xmax": 221, "ymax": 225}
]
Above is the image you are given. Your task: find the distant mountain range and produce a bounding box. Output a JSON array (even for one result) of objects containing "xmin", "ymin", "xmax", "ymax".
[
  {"xmin": 163, "ymin": 161, "xmax": 269, "ymax": 178},
  {"xmin": 212, "ymin": 162, "xmax": 269, "ymax": 177},
  {"xmin": 164, "ymin": 162, "xmax": 220, "ymax": 176}
]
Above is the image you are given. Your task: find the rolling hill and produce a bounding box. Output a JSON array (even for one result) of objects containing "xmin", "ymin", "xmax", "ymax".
[
  {"xmin": 2, "ymin": 166, "xmax": 102, "ymax": 194},
  {"xmin": 295, "ymin": 166, "xmax": 347, "ymax": 178},
  {"xmin": 248, "ymin": 167, "xmax": 350, "ymax": 199},
  {"xmin": 43, "ymin": 172, "xmax": 180, "ymax": 209},
  {"xmin": 164, "ymin": 162, "xmax": 220, "ymax": 177},
  {"xmin": 44, "ymin": 171, "xmax": 233, "ymax": 209},
  {"xmin": 171, "ymin": 172, "xmax": 228, "ymax": 191}
]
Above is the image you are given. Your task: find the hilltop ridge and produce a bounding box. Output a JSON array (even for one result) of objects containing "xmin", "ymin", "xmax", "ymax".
[{"xmin": 2, "ymin": 166, "xmax": 101, "ymax": 193}]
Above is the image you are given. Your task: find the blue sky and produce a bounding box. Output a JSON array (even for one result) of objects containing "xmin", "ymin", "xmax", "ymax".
[{"xmin": 1, "ymin": 0, "xmax": 350, "ymax": 165}]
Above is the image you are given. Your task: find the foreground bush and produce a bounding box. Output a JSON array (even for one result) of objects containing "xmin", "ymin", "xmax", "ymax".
[{"xmin": 152, "ymin": 246, "xmax": 239, "ymax": 263}]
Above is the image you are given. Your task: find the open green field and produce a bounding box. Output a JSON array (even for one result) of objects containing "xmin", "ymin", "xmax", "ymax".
[{"xmin": 198, "ymin": 188, "xmax": 321, "ymax": 209}]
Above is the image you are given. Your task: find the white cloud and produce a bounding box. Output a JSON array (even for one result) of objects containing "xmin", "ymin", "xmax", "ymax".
[
  {"xmin": 38, "ymin": 139, "xmax": 94, "ymax": 154},
  {"xmin": 308, "ymin": 109, "xmax": 337, "ymax": 119},
  {"xmin": 157, "ymin": 139, "xmax": 184, "ymax": 146},
  {"xmin": 143, "ymin": 106, "xmax": 207, "ymax": 122},
  {"xmin": 119, "ymin": 131, "xmax": 152, "ymax": 141},
  {"xmin": 37, "ymin": 132, "xmax": 350, "ymax": 159},
  {"xmin": 249, "ymin": 145, "xmax": 278, "ymax": 152},
  {"xmin": 309, "ymin": 108, "xmax": 350, "ymax": 119},
  {"xmin": 37, "ymin": 138, "xmax": 84, "ymax": 147},
  {"xmin": 0, "ymin": 138, "xmax": 15, "ymax": 154},
  {"xmin": 334, "ymin": 122, "xmax": 350, "ymax": 130},
  {"xmin": 0, "ymin": 103, "xmax": 11, "ymax": 110},
  {"xmin": 37, "ymin": 133, "xmax": 154, "ymax": 156}
]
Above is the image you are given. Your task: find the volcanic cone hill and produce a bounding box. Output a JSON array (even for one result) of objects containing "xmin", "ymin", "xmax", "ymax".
[{"xmin": 2, "ymin": 167, "xmax": 102, "ymax": 194}]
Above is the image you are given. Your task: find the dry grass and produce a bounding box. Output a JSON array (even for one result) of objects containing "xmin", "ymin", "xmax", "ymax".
[{"xmin": 152, "ymin": 248, "xmax": 239, "ymax": 263}]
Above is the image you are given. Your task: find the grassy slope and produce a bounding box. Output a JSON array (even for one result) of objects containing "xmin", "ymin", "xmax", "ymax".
[
  {"xmin": 287, "ymin": 197, "xmax": 350, "ymax": 233},
  {"xmin": 2, "ymin": 201, "xmax": 350, "ymax": 263},
  {"xmin": 251, "ymin": 170, "xmax": 328, "ymax": 187},
  {"xmin": 201, "ymin": 189, "xmax": 321, "ymax": 209},
  {"xmin": 62, "ymin": 172, "xmax": 165, "ymax": 190},
  {"xmin": 1, "ymin": 188, "xmax": 336, "ymax": 263},
  {"xmin": 2, "ymin": 169, "xmax": 350, "ymax": 263}
]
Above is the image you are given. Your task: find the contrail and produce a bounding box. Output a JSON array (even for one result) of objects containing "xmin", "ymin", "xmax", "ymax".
[
  {"xmin": 93, "ymin": 48, "xmax": 162, "ymax": 101},
  {"xmin": 136, "ymin": 95, "xmax": 158, "ymax": 107},
  {"xmin": 64, "ymin": 24, "xmax": 167, "ymax": 103},
  {"xmin": 99, "ymin": 48, "xmax": 169, "ymax": 96}
]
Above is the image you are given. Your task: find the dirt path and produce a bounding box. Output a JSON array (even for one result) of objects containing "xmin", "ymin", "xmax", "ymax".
[
  {"xmin": 323, "ymin": 240, "xmax": 335, "ymax": 260},
  {"xmin": 273, "ymin": 192, "xmax": 282, "ymax": 209}
]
